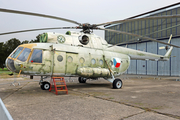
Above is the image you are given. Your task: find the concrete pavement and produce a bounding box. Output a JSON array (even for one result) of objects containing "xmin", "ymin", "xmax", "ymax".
[{"xmin": 0, "ymin": 75, "xmax": 180, "ymax": 120}]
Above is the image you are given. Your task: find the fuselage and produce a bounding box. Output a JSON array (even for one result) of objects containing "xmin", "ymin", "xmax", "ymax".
[
  {"xmin": 5, "ymin": 42, "xmax": 130, "ymax": 78},
  {"xmin": 5, "ymin": 31, "xmax": 170, "ymax": 79}
]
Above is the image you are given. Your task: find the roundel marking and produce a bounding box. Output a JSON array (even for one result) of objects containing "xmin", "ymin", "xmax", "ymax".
[
  {"xmin": 57, "ymin": 35, "xmax": 66, "ymax": 43},
  {"xmin": 113, "ymin": 58, "xmax": 121, "ymax": 68}
]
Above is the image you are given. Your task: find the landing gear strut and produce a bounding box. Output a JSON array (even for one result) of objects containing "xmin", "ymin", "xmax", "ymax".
[
  {"xmin": 78, "ymin": 77, "xmax": 87, "ymax": 83},
  {"xmin": 113, "ymin": 79, "xmax": 123, "ymax": 89}
]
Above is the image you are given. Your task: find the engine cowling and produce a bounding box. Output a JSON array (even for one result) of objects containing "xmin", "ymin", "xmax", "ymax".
[{"xmin": 78, "ymin": 35, "xmax": 89, "ymax": 45}]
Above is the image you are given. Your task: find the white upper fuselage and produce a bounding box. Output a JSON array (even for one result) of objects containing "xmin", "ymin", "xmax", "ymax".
[{"xmin": 46, "ymin": 31, "xmax": 167, "ymax": 61}]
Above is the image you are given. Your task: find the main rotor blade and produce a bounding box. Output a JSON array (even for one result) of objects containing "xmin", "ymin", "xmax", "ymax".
[
  {"xmin": 0, "ymin": 8, "xmax": 81, "ymax": 26},
  {"xmin": 99, "ymin": 28, "xmax": 180, "ymax": 48},
  {"xmin": 109, "ymin": 23, "xmax": 180, "ymax": 47},
  {"xmin": 0, "ymin": 27, "xmax": 78, "ymax": 35},
  {"xmin": 95, "ymin": 15, "xmax": 180, "ymax": 27}
]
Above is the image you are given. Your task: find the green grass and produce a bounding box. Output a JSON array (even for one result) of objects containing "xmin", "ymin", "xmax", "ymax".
[
  {"xmin": 0, "ymin": 68, "xmax": 9, "ymax": 71},
  {"xmin": 0, "ymin": 68, "xmax": 12, "ymax": 75}
]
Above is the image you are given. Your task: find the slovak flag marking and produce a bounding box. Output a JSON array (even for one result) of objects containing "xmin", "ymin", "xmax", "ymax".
[{"xmin": 113, "ymin": 58, "xmax": 121, "ymax": 68}]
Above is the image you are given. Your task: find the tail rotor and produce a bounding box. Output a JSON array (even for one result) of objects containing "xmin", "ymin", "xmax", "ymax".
[{"xmin": 159, "ymin": 34, "xmax": 172, "ymax": 51}]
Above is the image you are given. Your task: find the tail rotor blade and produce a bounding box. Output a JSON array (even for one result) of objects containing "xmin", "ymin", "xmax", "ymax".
[{"xmin": 168, "ymin": 34, "xmax": 172, "ymax": 43}]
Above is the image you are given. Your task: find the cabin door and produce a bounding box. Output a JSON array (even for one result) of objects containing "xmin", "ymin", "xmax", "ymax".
[
  {"xmin": 65, "ymin": 53, "xmax": 78, "ymax": 75},
  {"xmin": 53, "ymin": 51, "xmax": 66, "ymax": 76}
]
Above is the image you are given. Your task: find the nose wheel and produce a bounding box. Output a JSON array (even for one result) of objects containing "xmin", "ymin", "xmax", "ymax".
[{"xmin": 113, "ymin": 79, "xmax": 123, "ymax": 89}]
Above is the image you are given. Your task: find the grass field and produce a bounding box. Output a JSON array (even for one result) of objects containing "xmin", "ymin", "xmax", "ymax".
[
  {"xmin": 0, "ymin": 68, "xmax": 12, "ymax": 75},
  {"xmin": 0, "ymin": 68, "xmax": 9, "ymax": 71}
]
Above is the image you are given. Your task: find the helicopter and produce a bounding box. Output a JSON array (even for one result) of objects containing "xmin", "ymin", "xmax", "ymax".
[{"xmin": 1, "ymin": 8, "xmax": 180, "ymax": 90}]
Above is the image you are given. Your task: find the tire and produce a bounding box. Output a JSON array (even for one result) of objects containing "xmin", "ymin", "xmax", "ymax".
[
  {"xmin": 113, "ymin": 79, "xmax": 123, "ymax": 89},
  {"xmin": 41, "ymin": 82, "xmax": 50, "ymax": 90},
  {"xmin": 40, "ymin": 83, "xmax": 44, "ymax": 90},
  {"xmin": 78, "ymin": 77, "xmax": 86, "ymax": 83}
]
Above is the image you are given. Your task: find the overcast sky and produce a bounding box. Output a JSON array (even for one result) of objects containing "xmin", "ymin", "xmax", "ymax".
[{"xmin": 0, "ymin": 0, "xmax": 180, "ymax": 42}]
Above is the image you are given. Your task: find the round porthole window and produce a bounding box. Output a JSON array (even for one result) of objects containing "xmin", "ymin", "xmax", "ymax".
[
  {"xmin": 79, "ymin": 57, "xmax": 85, "ymax": 63},
  {"xmin": 91, "ymin": 58, "xmax": 96, "ymax": 64},
  {"xmin": 67, "ymin": 56, "xmax": 73, "ymax": 62},
  {"xmin": 99, "ymin": 59, "xmax": 103, "ymax": 65},
  {"xmin": 57, "ymin": 55, "xmax": 63, "ymax": 62}
]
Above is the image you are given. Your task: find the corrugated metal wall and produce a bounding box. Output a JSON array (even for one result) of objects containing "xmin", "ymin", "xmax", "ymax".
[
  {"xmin": 147, "ymin": 42, "xmax": 157, "ymax": 75},
  {"xmin": 171, "ymin": 37, "xmax": 180, "ymax": 76},
  {"xmin": 126, "ymin": 37, "xmax": 180, "ymax": 76},
  {"xmin": 137, "ymin": 43, "xmax": 146, "ymax": 75},
  {"xmin": 105, "ymin": 6, "xmax": 180, "ymax": 45},
  {"xmin": 126, "ymin": 44, "xmax": 136, "ymax": 74},
  {"xmin": 158, "ymin": 40, "xmax": 170, "ymax": 76},
  {"xmin": 105, "ymin": 4, "xmax": 180, "ymax": 76}
]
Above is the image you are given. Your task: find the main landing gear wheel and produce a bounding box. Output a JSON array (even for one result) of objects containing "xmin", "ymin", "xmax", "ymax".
[
  {"xmin": 78, "ymin": 77, "xmax": 87, "ymax": 83},
  {"xmin": 40, "ymin": 82, "xmax": 50, "ymax": 90},
  {"xmin": 113, "ymin": 79, "xmax": 123, "ymax": 89}
]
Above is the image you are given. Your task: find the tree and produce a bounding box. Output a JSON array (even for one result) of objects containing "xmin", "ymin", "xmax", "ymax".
[
  {"xmin": 3, "ymin": 38, "xmax": 21, "ymax": 55},
  {"xmin": 29, "ymin": 39, "xmax": 38, "ymax": 43},
  {"xmin": 29, "ymin": 34, "xmax": 40, "ymax": 43},
  {"xmin": 0, "ymin": 35, "xmax": 41, "ymax": 68},
  {"xmin": 0, "ymin": 42, "xmax": 5, "ymax": 68},
  {"xmin": 0, "ymin": 38, "xmax": 21, "ymax": 68},
  {"xmin": 21, "ymin": 40, "xmax": 29, "ymax": 44}
]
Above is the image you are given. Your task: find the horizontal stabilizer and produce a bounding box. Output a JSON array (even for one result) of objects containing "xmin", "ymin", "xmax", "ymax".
[{"xmin": 159, "ymin": 46, "xmax": 165, "ymax": 50}]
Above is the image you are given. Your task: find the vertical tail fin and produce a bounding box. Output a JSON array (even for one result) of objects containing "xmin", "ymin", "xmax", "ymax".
[{"xmin": 164, "ymin": 46, "xmax": 173, "ymax": 59}]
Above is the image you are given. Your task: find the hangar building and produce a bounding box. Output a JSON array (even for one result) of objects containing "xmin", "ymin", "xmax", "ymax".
[{"xmin": 105, "ymin": 3, "xmax": 180, "ymax": 76}]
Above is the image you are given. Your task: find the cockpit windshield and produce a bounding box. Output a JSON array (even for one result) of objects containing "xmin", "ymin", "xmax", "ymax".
[
  {"xmin": 17, "ymin": 48, "xmax": 31, "ymax": 62},
  {"xmin": 11, "ymin": 47, "xmax": 24, "ymax": 58}
]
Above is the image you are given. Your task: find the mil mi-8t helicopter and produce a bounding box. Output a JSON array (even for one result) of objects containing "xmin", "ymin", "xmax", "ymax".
[{"xmin": 1, "ymin": 8, "xmax": 180, "ymax": 90}]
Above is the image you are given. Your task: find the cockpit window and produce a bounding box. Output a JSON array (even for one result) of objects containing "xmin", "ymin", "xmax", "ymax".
[
  {"xmin": 29, "ymin": 49, "xmax": 42, "ymax": 63},
  {"xmin": 11, "ymin": 47, "xmax": 24, "ymax": 58},
  {"xmin": 17, "ymin": 48, "xmax": 31, "ymax": 62}
]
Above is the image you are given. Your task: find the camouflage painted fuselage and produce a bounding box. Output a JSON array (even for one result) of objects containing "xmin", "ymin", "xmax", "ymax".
[{"xmin": 6, "ymin": 31, "xmax": 172, "ymax": 79}]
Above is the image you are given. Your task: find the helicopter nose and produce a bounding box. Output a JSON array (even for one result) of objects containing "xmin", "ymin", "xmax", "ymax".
[{"xmin": 5, "ymin": 58, "xmax": 16, "ymax": 72}]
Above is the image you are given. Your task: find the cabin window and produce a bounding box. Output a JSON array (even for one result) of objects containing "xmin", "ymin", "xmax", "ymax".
[
  {"xmin": 57, "ymin": 55, "xmax": 63, "ymax": 62},
  {"xmin": 11, "ymin": 47, "xmax": 24, "ymax": 58},
  {"xmin": 99, "ymin": 59, "xmax": 103, "ymax": 65},
  {"xmin": 91, "ymin": 58, "xmax": 96, "ymax": 64},
  {"xmin": 17, "ymin": 48, "xmax": 31, "ymax": 62},
  {"xmin": 29, "ymin": 49, "xmax": 42, "ymax": 63},
  {"xmin": 79, "ymin": 57, "xmax": 85, "ymax": 63},
  {"xmin": 67, "ymin": 56, "xmax": 73, "ymax": 62}
]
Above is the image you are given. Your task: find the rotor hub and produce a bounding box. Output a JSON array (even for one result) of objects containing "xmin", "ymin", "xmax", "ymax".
[{"xmin": 81, "ymin": 23, "xmax": 97, "ymax": 33}]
